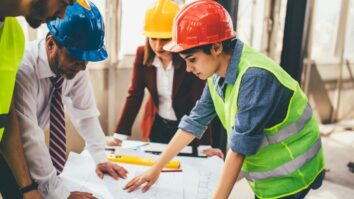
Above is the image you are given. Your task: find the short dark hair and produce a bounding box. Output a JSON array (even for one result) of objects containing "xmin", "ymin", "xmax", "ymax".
[{"xmin": 180, "ymin": 38, "xmax": 235, "ymax": 55}]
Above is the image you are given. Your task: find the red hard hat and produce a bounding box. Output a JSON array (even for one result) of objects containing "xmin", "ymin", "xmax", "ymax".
[{"xmin": 164, "ymin": 0, "xmax": 236, "ymax": 53}]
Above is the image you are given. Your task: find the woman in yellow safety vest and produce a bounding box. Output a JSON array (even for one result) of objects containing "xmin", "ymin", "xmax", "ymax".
[{"xmin": 123, "ymin": 1, "xmax": 325, "ymax": 199}]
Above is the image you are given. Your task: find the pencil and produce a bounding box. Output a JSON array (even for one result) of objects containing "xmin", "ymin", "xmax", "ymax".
[{"xmin": 161, "ymin": 169, "xmax": 183, "ymax": 173}]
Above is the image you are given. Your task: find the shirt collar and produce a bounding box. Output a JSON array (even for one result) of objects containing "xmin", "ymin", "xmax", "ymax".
[
  {"xmin": 224, "ymin": 38, "xmax": 244, "ymax": 84},
  {"xmin": 37, "ymin": 38, "xmax": 56, "ymax": 79},
  {"xmin": 152, "ymin": 56, "xmax": 173, "ymax": 71}
]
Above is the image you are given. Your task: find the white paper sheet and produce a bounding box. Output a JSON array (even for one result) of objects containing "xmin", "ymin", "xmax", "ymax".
[
  {"xmin": 103, "ymin": 170, "xmax": 183, "ymax": 199},
  {"xmin": 176, "ymin": 156, "xmax": 224, "ymax": 199},
  {"xmin": 196, "ymin": 156, "xmax": 224, "ymax": 199},
  {"xmin": 121, "ymin": 140, "xmax": 149, "ymax": 149},
  {"xmin": 60, "ymin": 152, "xmax": 184, "ymax": 199},
  {"xmin": 59, "ymin": 152, "xmax": 113, "ymax": 199}
]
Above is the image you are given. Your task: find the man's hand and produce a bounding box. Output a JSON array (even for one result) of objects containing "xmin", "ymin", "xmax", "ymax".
[
  {"xmin": 105, "ymin": 136, "xmax": 122, "ymax": 147},
  {"xmin": 96, "ymin": 162, "xmax": 128, "ymax": 180},
  {"xmin": 124, "ymin": 168, "xmax": 160, "ymax": 193},
  {"xmin": 68, "ymin": 191, "xmax": 97, "ymax": 199},
  {"xmin": 22, "ymin": 190, "xmax": 44, "ymax": 199},
  {"xmin": 203, "ymin": 148, "xmax": 224, "ymax": 159}
]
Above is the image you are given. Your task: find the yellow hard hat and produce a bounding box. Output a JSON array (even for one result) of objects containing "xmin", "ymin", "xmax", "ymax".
[
  {"xmin": 144, "ymin": 0, "xmax": 179, "ymax": 39},
  {"xmin": 77, "ymin": 0, "xmax": 91, "ymax": 10}
]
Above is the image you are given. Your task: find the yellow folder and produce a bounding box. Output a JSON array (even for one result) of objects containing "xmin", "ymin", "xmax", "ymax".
[{"xmin": 108, "ymin": 154, "xmax": 180, "ymax": 169}]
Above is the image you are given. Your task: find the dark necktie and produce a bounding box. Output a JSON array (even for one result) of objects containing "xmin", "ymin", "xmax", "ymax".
[{"xmin": 49, "ymin": 76, "xmax": 66, "ymax": 174}]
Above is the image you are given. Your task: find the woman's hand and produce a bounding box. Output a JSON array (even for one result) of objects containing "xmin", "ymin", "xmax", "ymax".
[
  {"xmin": 124, "ymin": 168, "xmax": 160, "ymax": 193},
  {"xmin": 105, "ymin": 136, "xmax": 122, "ymax": 147},
  {"xmin": 203, "ymin": 148, "xmax": 224, "ymax": 159}
]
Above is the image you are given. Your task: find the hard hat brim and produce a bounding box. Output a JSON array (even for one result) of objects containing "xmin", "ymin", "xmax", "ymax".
[
  {"xmin": 163, "ymin": 41, "xmax": 189, "ymax": 53},
  {"xmin": 67, "ymin": 45, "xmax": 108, "ymax": 62},
  {"xmin": 144, "ymin": 31, "xmax": 172, "ymax": 39},
  {"xmin": 163, "ymin": 33, "xmax": 237, "ymax": 53}
]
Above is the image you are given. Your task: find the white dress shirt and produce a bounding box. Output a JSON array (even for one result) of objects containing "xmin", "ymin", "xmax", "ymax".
[
  {"xmin": 14, "ymin": 38, "xmax": 107, "ymax": 199},
  {"xmin": 152, "ymin": 57, "xmax": 178, "ymax": 121}
]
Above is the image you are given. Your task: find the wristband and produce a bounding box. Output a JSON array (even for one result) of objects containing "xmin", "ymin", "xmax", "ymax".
[{"xmin": 19, "ymin": 180, "xmax": 38, "ymax": 195}]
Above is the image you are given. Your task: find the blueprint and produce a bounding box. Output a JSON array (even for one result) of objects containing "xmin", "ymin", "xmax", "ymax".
[{"xmin": 59, "ymin": 146, "xmax": 224, "ymax": 199}]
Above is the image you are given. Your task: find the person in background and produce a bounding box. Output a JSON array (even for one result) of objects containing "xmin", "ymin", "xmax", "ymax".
[
  {"xmin": 106, "ymin": 0, "xmax": 224, "ymax": 158},
  {"xmin": 13, "ymin": 2, "xmax": 128, "ymax": 199},
  {"xmin": 0, "ymin": 0, "xmax": 78, "ymax": 198},
  {"xmin": 124, "ymin": 1, "xmax": 325, "ymax": 199}
]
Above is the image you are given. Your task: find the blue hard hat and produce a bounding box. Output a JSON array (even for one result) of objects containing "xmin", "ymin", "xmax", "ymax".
[{"xmin": 47, "ymin": 1, "xmax": 107, "ymax": 62}]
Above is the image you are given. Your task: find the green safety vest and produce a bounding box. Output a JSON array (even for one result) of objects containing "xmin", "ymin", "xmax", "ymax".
[
  {"xmin": 0, "ymin": 17, "xmax": 25, "ymax": 141},
  {"xmin": 208, "ymin": 43, "xmax": 325, "ymax": 199}
]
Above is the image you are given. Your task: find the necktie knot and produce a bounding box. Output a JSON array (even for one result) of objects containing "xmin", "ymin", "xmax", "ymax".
[{"xmin": 50, "ymin": 76, "xmax": 64, "ymax": 90}]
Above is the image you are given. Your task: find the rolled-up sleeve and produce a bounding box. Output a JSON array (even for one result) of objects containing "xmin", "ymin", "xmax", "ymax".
[
  {"xmin": 178, "ymin": 84, "xmax": 217, "ymax": 139},
  {"xmin": 229, "ymin": 68, "xmax": 292, "ymax": 155}
]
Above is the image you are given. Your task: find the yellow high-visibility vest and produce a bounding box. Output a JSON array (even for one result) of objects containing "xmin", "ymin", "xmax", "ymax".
[
  {"xmin": 208, "ymin": 43, "xmax": 325, "ymax": 199},
  {"xmin": 0, "ymin": 17, "xmax": 25, "ymax": 141}
]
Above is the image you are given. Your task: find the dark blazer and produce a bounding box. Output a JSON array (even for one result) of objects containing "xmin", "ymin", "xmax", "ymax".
[{"xmin": 115, "ymin": 46, "xmax": 216, "ymax": 144}]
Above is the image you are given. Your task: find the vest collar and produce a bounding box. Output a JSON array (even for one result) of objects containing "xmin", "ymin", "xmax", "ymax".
[{"xmin": 225, "ymin": 38, "xmax": 244, "ymax": 84}]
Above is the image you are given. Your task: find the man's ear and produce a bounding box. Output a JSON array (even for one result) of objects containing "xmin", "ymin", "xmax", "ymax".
[
  {"xmin": 45, "ymin": 35, "xmax": 56, "ymax": 53},
  {"xmin": 211, "ymin": 42, "xmax": 223, "ymax": 55}
]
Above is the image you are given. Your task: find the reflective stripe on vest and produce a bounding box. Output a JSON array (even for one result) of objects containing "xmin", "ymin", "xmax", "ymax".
[
  {"xmin": 243, "ymin": 138, "xmax": 322, "ymax": 182},
  {"xmin": 259, "ymin": 104, "xmax": 313, "ymax": 149}
]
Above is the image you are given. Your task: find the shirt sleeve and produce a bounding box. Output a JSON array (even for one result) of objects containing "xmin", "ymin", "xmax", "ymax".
[
  {"xmin": 65, "ymin": 70, "xmax": 107, "ymax": 164},
  {"xmin": 229, "ymin": 68, "xmax": 292, "ymax": 155},
  {"xmin": 14, "ymin": 66, "xmax": 70, "ymax": 199},
  {"xmin": 178, "ymin": 84, "xmax": 217, "ymax": 139},
  {"xmin": 114, "ymin": 46, "xmax": 146, "ymax": 135}
]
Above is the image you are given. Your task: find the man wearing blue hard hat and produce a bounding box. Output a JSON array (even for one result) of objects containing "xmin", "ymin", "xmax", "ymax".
[
  {"xmin": 1, "ymin": 0, "xmax": 83, "ymax": 199},
  {"xmin": 12, "ymin": 1, "xmax": 128, "ymax": 199}
]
